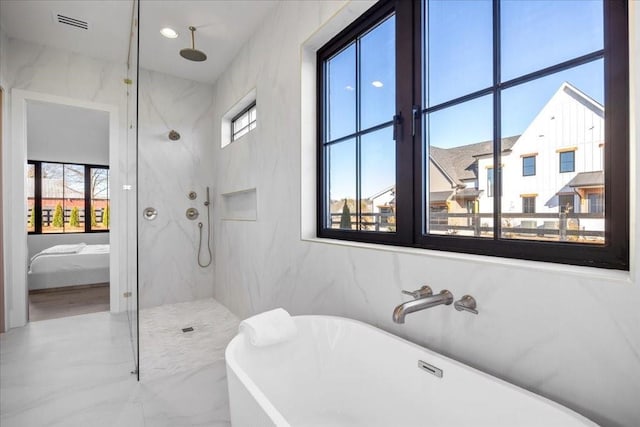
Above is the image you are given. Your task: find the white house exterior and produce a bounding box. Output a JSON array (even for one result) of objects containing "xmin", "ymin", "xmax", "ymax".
[
  {"xmin": 357, "ymin": 82, "xmax": 605, "ymax": 239},
  {"xmin": 477, "ymin": 83, "xmax": 604, "ymax": 213},
  {"xmin": 475, "ymin": 82, "xmax": 604, "ymax": 238}
]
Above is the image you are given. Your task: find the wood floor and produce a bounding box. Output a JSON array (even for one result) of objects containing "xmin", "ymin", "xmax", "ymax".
[{"xmin": 29, "ymin": 283, "xmax": 110, "ymax": 322}]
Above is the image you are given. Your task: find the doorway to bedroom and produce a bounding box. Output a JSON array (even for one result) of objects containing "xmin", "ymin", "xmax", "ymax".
[{"xmin": 26, "ymin": 100, "xmax": 111, "ymax": 322}]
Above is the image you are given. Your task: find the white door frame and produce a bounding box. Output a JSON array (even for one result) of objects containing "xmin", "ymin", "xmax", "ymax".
[{"xmin": 5, "ymin": 89, "xmax": 124, "ymax": 328}]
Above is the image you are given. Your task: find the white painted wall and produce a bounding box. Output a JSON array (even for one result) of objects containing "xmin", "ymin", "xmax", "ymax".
[
  {"xmin": 27, "ymin": 101, "xmax": 109, "ymax": 165},
  {"xmin": 137, "ymin": 69, "xmax": 215, "ymax": 309},
  {"xmin": 210, "ymin": 2, "xmax": 640, "ymax": 427}
]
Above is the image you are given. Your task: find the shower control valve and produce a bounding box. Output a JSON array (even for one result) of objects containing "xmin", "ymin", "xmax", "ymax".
[
  {"xmin": 454, "ymin": 295, "xmax": 478, "ymax": 315},
  {"xmin": 401, "ymin": 285, "xmax": 433, "ymax": 299},
  {"xmin": 186, "ymin": 208, "xmax": 199, "ymax": 220}
]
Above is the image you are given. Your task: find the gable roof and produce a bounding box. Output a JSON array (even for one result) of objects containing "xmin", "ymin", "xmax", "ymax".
[{"xmin": 430, "ymin": 136, "xmax": 519, "ymax": 186}]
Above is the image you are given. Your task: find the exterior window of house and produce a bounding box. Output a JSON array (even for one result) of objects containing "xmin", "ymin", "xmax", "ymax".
[
  {"xmin": 558, "ymin": 194, "xmax": 575, "ymax": 214},
  {"xmin": 27, "ymin": 160, "xmax": 110, "ymax": 234},
  {"xmin": 522, "ymin": 196, "xmax": 536, "ymax": 214},
  {"xmin": 588, "ymin": 192, "xmax": 604, "ymax": 214},
  {"xmin": 231, "ymin": 102, "xmax": 256, "ymax": 141},
  {"xmin": 317, "ymin": 0, "xmax": 628, "ymax": 269},
  {"xmin": 559, "ymin": 151, "xmax": 575, "ymax": 173},
  {"xmin": 522, "ymin": 156, "xmax": 536, "ymax": 176}
]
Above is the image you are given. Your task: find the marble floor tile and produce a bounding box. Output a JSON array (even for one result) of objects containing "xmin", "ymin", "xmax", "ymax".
[
  {"xmin": 139, "ymin": 298, "xmax": 239, "ymax": 380},
  {"xmin": 1, "ymin": 299, "xmax": 238, "ymax": 427}
]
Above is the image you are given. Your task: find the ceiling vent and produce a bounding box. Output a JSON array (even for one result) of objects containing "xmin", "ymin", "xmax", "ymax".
[{"xmin": 56, "ymin": 14, "xmax": 89, "ymax": 30}]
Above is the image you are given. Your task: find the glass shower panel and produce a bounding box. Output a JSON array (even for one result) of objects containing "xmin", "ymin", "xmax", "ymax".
[{"xmin": 125, "ymin": 0, "xmax": 140, "ymax": 378}]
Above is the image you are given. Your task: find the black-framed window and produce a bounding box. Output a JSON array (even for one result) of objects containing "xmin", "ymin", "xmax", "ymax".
[
  {"xmin": 522, "ymin": 156, "xmax": 536, "ymax": 176},
  {"xmin": 559, "ymin": 150, "xmax": 575, "ymax": 173},
  {"xmin": 318, "ymin": 0, "xmax": 629, "ymax": 270},
  {"xmin": 231, "ymin": 102, "xmax": 257, "ymax": 141},
  {"xmin": 27, "ymin": 160, "xmax": 110, "ymax": 234},
  {"xmin": 522, "ymin": 196, "xmax": 536, "ymax": 214}
]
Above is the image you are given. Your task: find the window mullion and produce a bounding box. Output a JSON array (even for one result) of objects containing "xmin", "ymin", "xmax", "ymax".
[
  {"xmin": 355, "ymin": 37, "xmax": 362, "ymax": 231},
  {"xmin": 394, "ymin": 0, "xmax": 417, "ymax": 244},
  {"xmin": 492, "ymin": 0, "xmax": 502, "ymax": 241},
  {"xmin": 85, "ymin": 165, "xmax": 91, "ymax": 232},
  {"xmin": 34, "ymin": 161, "xmax": 42, "ymax": 234}
]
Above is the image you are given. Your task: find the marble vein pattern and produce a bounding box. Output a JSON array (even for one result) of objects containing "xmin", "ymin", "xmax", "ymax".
[
  {"xmin": 139, "ymin": 298, "xmax": 239, "ymax": 380},
  {"xmin": 0, "ymin": 310, "xmax": 233, "ymax": 427},
  {"xmin": 137, "ymin": 69, "xmax": 216, "ymax": 310},
  {"xmin": 208, "ymin": 2, "xmax": 640, "ymax": 427}
]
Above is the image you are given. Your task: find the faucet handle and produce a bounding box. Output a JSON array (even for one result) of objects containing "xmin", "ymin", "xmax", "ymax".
[
  {"xmin": 402, "ymin": 285, "xmax": 433, "ymax": 299},
  {"xmin": 454, "ymin": 295, "xmax": 478, "ymax": 315}
]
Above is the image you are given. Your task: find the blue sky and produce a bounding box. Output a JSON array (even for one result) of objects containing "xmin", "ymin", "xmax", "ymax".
[{"xmin": 327, "ymin": 0, "xmax": 603, "ymax": 201}]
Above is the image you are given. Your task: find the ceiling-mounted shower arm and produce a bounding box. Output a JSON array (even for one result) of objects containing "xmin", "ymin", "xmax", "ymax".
[{"xmin": 189, "ymin": 26, "xmax": 196, "ymax": 49}]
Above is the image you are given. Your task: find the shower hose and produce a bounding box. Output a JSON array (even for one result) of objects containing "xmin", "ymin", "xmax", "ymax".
[{"xmin": 197, "ymin": 203, "xmax": 212, "ymax": 268}]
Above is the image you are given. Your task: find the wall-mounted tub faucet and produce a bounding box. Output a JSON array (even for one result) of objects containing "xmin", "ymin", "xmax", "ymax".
[{"xmin": 392, "ymin": 285, "xmax": 453, "ymax": 324}]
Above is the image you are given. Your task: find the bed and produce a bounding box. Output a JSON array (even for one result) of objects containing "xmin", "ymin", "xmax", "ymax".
[{"xmin": 28, "ymin": 243, "xmax": 110, "ymax": 290}]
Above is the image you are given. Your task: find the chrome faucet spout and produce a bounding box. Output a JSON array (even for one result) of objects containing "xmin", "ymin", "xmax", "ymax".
[{"xmin": 392, "ymin": 290, "xmax": 453, "ymax": 323}]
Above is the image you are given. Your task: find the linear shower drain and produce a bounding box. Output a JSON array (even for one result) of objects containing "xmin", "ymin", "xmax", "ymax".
[{"xmin": 182, "ymin": 327, "xmax": 194, "ymax": 333}]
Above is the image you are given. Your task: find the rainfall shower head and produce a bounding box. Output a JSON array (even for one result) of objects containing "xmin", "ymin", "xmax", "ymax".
[
  {"xmin": 180, "ymin": 26, "xmax": 207, "ymax": 62},
  {"xmin": 168, "ymin": 130, "xmax": 181, "ymax": 141}
]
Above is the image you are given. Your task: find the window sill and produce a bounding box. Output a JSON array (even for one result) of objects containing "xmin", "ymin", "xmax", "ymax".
[{"xmin": 300, "ymin": 236, "xmax": 632, "ymax": 284}]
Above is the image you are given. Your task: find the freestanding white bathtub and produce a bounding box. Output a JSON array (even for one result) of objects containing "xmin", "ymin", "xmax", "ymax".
[{"xmin": 225, "ymin": 315, "xmax": 596, "ymax": 427}]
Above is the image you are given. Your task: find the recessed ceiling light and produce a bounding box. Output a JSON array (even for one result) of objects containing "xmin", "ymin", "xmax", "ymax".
[
  {"xmin": 372, "ymin": 80, "xmax": 384, "ymax": 88},
  {"xmin": 160, "ymin": 27, "xmax": 178, "ymax": 39}
]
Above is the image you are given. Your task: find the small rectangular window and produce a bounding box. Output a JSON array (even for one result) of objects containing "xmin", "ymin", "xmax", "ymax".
[
  {"xmin": 231, "ymin": 102, "xmax": 257, "ymax": 141},
  {"xmin": 559, "ymin": 151, "xmax": 575, "ymax": 173},
  {"xmin": 487, "ymin": 168, "xmax": 494, "ymax": 197},
  {"xmin": 522, "ymin": 196, "xmax": 536, "ymax": 214},
  {"xmin": 522, "ymin": 156, "xmax": 536, "ymax": 176}
]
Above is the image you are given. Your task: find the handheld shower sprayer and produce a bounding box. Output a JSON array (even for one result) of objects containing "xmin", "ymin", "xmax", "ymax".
[{"xmin": 197, "ymin": 186, "xmax": 212, "ymax": 268}]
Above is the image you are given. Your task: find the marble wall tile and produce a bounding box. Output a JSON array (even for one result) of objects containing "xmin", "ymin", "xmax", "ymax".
[
  {"xmin": 137, "ymin": 69, "xmax": 216, "ymax": 309},
  {"xmin": 209, "ymin": 2, "xmax": 640, "ymax": 427}
]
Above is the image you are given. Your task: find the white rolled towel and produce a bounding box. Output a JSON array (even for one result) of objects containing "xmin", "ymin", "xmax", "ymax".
[{"xmin": 239, "ymin": 308, "xmax": 298, "ymax": 347}]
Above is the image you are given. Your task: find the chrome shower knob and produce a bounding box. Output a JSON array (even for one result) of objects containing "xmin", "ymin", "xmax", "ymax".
[
  {"xmin": 143, "ymin": 207, "xmax": 158, "ymax": 221},
  {"xmin": 186, "ymin": 208, "xmax": 199, "ymax": 220}
]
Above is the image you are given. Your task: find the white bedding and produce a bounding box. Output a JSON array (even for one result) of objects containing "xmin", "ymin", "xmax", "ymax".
[{"xmin": 29, "ymin": 244, "xmax": 110, "ymax": 274}]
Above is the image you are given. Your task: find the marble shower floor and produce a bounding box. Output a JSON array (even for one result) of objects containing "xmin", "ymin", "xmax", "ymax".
[
  {"xmin": 139, "ymin": 298, "xmax": 240, "ymax": 380},
  {"xmin": 1, "ymin": 299, "xmax": 239, "ymax": 427}
]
